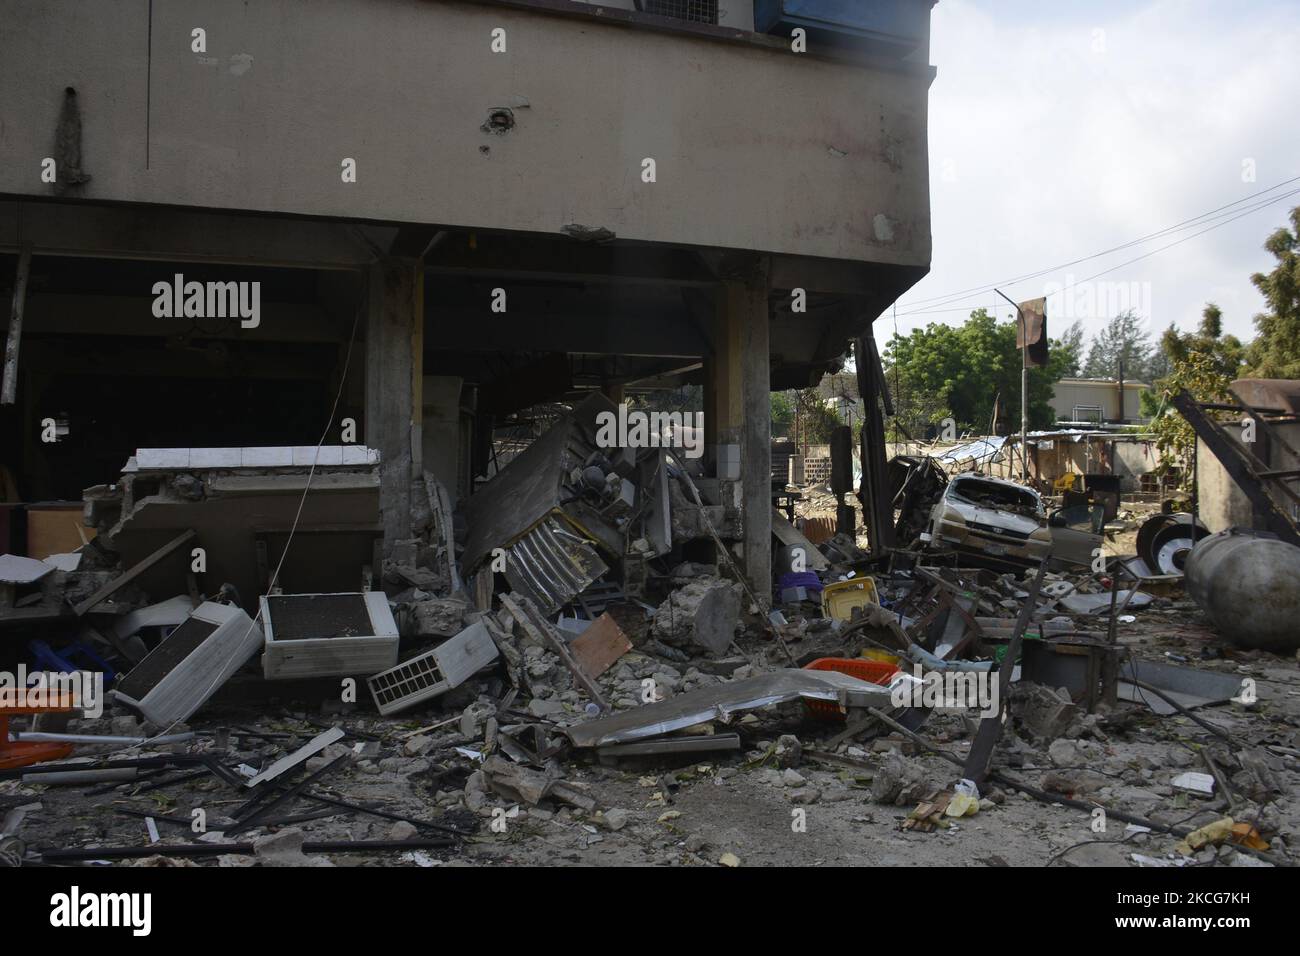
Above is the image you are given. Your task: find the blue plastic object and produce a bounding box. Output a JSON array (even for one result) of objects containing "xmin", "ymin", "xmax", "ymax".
[{"xmin": 28, "ymin": 639, "xmax": 117, "ymax": 688}]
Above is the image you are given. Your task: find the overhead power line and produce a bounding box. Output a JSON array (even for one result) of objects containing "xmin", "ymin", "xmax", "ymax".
[{"xmin": 893, "ymin": 175, "xmax": 1300, "ymax": 318}]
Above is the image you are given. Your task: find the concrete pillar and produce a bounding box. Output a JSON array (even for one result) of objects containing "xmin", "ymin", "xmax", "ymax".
[
  {"xmin": 712, "ymin": 277, "xmax": 772, "ymax": 599},
  {"xmin": 422, "ymin": 374, "xmax": 464, "ymax": 506},
  {"xmin": 365, "ymin": 259, "xmax": 423, "ymax": 556}
]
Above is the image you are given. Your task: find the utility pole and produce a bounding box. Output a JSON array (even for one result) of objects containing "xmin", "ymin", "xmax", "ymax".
[
  {"xmin": 1117, "ymin": 358, "xmax": 1125, "ymax": 424},
  {"xmin": 994, "ymin": 288, "xmax": 1028, "ymax": 480}
]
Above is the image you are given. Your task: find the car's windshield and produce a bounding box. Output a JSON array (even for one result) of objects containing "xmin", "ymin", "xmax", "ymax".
[{"xmin": 947, "ymin": 477, "xmax": 1043, "ymax": 516}]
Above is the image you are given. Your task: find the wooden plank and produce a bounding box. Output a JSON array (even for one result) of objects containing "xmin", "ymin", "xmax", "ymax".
[
  {"xmin": 73, "ymin": 530, "xmax": 197, "ymax": 616},
  {"xmin": 499, "ymin": 592, "xmax": 608, "ymax": 711}
]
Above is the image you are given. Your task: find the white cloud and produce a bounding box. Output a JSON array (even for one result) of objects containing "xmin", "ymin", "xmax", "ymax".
[{"xmin": 889, "ymin": 0, "xmax": 1300, "ymax": 349}]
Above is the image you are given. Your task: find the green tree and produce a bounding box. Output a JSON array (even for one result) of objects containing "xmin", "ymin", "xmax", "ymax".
[
  {"xmin": 1145, "ymin": 304, "xmax": 1246, "ymax": 489},
  {"xmin": 1056, "ymin": 319, "xmax": 1087, "ymax": 377},
  {"xmin": 770, "ymin": 391, "xmax": 794, "ymax": 438},
  {"xmin": 884, "ymin": 308, "xmax": 1069, "ymax": 437},
  {"xmin": 794, "ymin": 388, "xmax": 842, "ymax": 444},
  {"xmin": 1243, "ymin": 205, "xmax": 1300, "ymax": 378},
  {"xmin": 1083, "ymin": 309, "xmax": 1155, "ymax": 382}
]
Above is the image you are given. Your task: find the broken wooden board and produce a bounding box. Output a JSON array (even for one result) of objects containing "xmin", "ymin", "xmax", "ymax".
[
  {"xmin": 569, "ymin": 612, "xmax": 632, "ymax": 679},
  {"xmin": 74, "ymin": 529, "xmax": 197, "ymax": 617}
]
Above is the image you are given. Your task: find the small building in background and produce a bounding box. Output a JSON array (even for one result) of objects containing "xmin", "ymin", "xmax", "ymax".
[{"xmin": 1050, "ymin": 378, "xmax": 1150, "ymax": 426}]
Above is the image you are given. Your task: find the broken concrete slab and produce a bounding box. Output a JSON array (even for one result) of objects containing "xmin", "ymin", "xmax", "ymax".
[
  {"xmin": 0, "ymin": 554, "xmax": 55, "ymax": 590},
  {"xmin": 252, "ymin": 827, "xmax": 336, "ymax": 867},
  {"xmin": 481, "ymin": 755, "xmax": 595, "ymax": 811},
  {"xmin": 652, "ymin": 577, "xmax": 742, "ymax": 655},
  {"xmin": 771, "ymin": 510, "xmax": 830, "ymax": 571},
  {"xmin": 871, "ymin": 750, "xmax": 934, "ymax": 805},
  {"xmin": 1012, "ymin": 682, "xmax": 1080, "ymax": 742},
  {"xmin": 406, "ymin": 597, "xmax": 471, "ymax": 638}
]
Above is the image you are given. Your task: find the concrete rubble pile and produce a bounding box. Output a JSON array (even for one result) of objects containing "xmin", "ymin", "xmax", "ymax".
[{"xmin": 1, "ymin": 406, "xmax": 1298, "ymax": 870}]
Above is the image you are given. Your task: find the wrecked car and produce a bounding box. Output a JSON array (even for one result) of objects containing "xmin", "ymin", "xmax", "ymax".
[{"xmin": 921, "ymin": 474, "xmax": 1051, "ymax": 566}]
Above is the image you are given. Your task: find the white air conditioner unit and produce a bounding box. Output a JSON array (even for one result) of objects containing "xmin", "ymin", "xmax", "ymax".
[
  {"xmin": 260, "ymin": 592, "xmax": 399, "ymax": 680},
  {"xmin": 367, "ymin": 620, "xmax": 498, "ymax": 716},
  {"xmin": 111, "ymin": 601, "xmax": 263, "ymax": 726}
]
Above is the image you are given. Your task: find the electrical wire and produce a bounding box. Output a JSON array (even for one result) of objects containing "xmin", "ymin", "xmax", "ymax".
[{"xmin": 896, "ymin": 175, "xmax": 1300, "ymax": 313}]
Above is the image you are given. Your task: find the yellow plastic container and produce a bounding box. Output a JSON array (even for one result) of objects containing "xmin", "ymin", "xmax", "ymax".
[
  {"xmin": 861, "ymin": 648, "xmax": 901, "ymax": 666},
  {"xmin": 821, "ymin": 576, "xmax": 880, "ymax": 621}
]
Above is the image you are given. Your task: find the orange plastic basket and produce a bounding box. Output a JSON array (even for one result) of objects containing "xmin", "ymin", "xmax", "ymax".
[{"xmin": 802, "ymin": 657, "xmax": 899, "ymax": 721}]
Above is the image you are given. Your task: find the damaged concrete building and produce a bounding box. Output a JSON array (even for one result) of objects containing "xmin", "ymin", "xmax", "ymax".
[
  {"xmin": 11, "ymin": 1, "xmax": 1294, "ymax": 879},
  {"xmin": 0, "ymin": 0, "xmax": 934, "ymax": 603}
]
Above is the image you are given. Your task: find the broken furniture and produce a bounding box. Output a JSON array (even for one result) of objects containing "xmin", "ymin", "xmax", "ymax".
[
  {"xmin": 260, "ymin": 592, "xmax": 400, "ymax": 680},
  {"xmin": 1019, "ymin": 636, "xmax": 1119, "ymax": 711},
  {"xmin": 27, "ymin": 638, "xmax": 116, "ymax": 688},
  {"xmin": 111, "ymin": 601, "xmax": 263, "ymax": 726},
  {"xmin": 366, "ymin": 620, "xmax": 499, "ymax": 716}
]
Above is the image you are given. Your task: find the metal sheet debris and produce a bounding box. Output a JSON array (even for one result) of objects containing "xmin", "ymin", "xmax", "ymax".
[
  {"xmin": 1116, "ymin": 659, "xmax": 1245, "ymax": 716},
  {"xmin": 564, "ymin": 669, "xmax": 895, "ymax": 748}
]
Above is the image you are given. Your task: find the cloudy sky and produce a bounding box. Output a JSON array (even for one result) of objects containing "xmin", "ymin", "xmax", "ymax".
[{"xmin": 885, "ymin": 0, "xmax": 1300, "ymax": 352}]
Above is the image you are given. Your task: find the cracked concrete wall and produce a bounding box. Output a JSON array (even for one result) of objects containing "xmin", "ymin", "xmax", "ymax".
[{"xmin": 0, "ymin": 0, "xmax": 931, "ymax": 267}]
